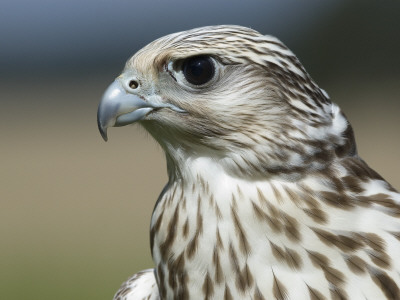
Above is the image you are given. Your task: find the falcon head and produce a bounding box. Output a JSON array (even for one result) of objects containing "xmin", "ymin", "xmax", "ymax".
[{"xmin": 98, "ymin": 25, "xmax": 355, "ymax": 178}]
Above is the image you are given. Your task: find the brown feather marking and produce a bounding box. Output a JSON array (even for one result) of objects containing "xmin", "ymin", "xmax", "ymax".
[
  {"xmin": 236, "ymin": 185, "xmax": 244, "ymax": 199},
  {"xmin": 257, "ymin": 187, "xmax": 269, "ymax": 204},
  {"xmin": 216, "ymin": 227, "xmax": 224, "ymax": 251},
  {"xmin": 182, "ymin": 218, "xmax": 189, "ymax": 238},
  {"xmin": 343, "ymin": 254, "xmax": 367, "ymax": 274},
  {"xmin": 329, "ymin": 285, "xmax": 349, "ymax": 300},
  {"xmin": 282, "ymin": 213, "xmax": 301, "ymax": 242},
  {"xmin": 202, "ymin": 273, "xmax": 214, "ymax": 298},
  {"xmin": 186, "ymin": 200, "xmax": 203, "ymax": 259},
  {"xmin": 231, "ymin": 193, "xmax": 238, "ymax": 209},
  {"xmin": 367, "ymin": 250, "xmax": 391, "ymax": 269},
  {"xmin": 253, "ymin": 286, "xmax": 266, "ymax": 300},
  {"xmin": 214, "ymin": 201, "xmax": 223, "ymax": 220},
  {"xmin": 174, "ymin": 272, "xmax": 189, "ymax": 300},
  {"xmin": 181, "ymin": 195, "xmax": 187, "ymax": 212},
  {"xmin": 265, "ymin": 200, "xmax": 280, "ymax": 216},
  {"xmin": 204, "ymin": 180, "xmax": 210, "ymax": 194},
  {"xmin": 303, "ymin": 207, "xmax": 328, "ymax": 224},
  {"xmin": 229, "ymin": 243, "xmax": 240, "ymax": 274},
  {"xmin": 224, "ymin": 284, "xmax": 233, "ymax": 300},
  {"xmin": 252, "ymin": 201, "xmax": 282, "ymax": 232},
  {"xmin": 157, "ymin": 265, "xmax": 167, "ymax": 299},
  {"xmin": 306, "ymin": 284, "xmax": 327, "ymax": 300},
  {"xmin": 343, "ymin": 157, "xmax": 384, "ymax": 181},
  {"xmin": 240, "ymin": 263, "xmax": 254, "ymax": 290},
  {"xmin": 369, "ymin": 267, "xmax": 400, "ymax": 300},
  {"xmin": 307, "ymin": 249, "xmax": 330, "ymax": 268},
  {"xmin": 334, "ymin": 121, "xmax": 357, "ymax": 157},
  {"xmin": 168, "ymin": 183, "xmax": 179, "ymax": 206},
  {"xmin": 213, "ymin": 246, "xmax": 223, "ymax": 284},
  {"xmin": 208, "ymin": 194, "xmax": 214, "ymax": 206},
  {"xmin": 168, "ymin": 252, "xmax": 185, "ymax": 290},
  {"xmin": 364, "ymin": 194, "xmax": 400, "ymax": 217},
  {"xmin": 285, "ymin": 246, "xmax": 303, "ymax": 270},
  {"xmin": 252, "ymin": 201, "xmax": 266, "ymax": 220},
  {"xmin": 272, "ymin": 270, "xmax": 288, "ymax": 300},
  {"xmin": 336, "ymin": 234, "xmax": 364, "ymax": 252},
  {"xmin": 159, "ymin": 205, "xmax": 180, "ymax": 260},
  {"xmin": 228, "ymin": 243, "xmax": 249, "ymax": 293},
  {"xmin": 283, "ymin": 185, "xmax": 300, "ymax": 204},
  {"xmin": 198, "ymin": 174, "xmax": 206, "ymax": 194},
  {"xmin": 320, "ymin": 191, "xmax": 354, "ymax": 209},
  {"xmin": 270, "ymin": 183, "xmax": 283, "ymax": 203},
  {"xmin": 298, "ymin": 184, "xmax": 321, "ymax": 208},
  {"xmin": 327, "ymin": 176, "xmax": 345, "ymax": 193},
  {"xmin": 342, "ymin": 175, "xmax": 364, "ymax": 194},
  {"xmin": 270, "ymin": 241, "xmax": 286, "ymax": 262},
  {"xmin": 388, "ymin": 231, "xmax": 400, "ymax": 241},
  {"xmin": 236, "ymin": 269, "xmax": 247, "ymax": 293},
  {"xmin": 231, "ymin": 205, "xmax": 250, "ymax": 255},
  {"xmin": 323, "ymin": 266, "xmax": 346, "ymax": 287},
  {"xmin": 362, "ymin": 233, "xmax": 386, "ymax": 251},
  {"xmin": 186, "ymin": 233, "xmax": 199, "ymax": 259},
  {"xmin": 311, "ymin": 228, "xmax": 363, "ymax": 252},
  {"xmin": 150, "ymin": 209, "xmax": 164, "ymax": 256}
]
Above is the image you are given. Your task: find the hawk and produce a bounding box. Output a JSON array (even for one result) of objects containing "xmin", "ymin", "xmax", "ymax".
[{"xmin": 97, "ymin": 25, "xmax": 400, "ymax": 300}]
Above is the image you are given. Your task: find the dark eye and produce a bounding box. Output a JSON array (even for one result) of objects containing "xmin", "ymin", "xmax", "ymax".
[{"xmin": 182, "ymin": 56, "xmax": 215, "ymax": 85}]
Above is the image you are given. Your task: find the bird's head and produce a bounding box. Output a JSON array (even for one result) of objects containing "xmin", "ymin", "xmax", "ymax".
[{"xmin": 98, "ymin": 25, "xmax": 355, "ymax": 179}]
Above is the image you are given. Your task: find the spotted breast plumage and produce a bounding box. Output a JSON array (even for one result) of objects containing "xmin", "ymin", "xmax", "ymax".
[{"xmin": 97, "ymin": 25, "xmax": 400, "ymax": 300}]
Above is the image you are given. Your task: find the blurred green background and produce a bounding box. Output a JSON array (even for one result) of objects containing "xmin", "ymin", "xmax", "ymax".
[{"xmin": 1, "ymin": 1, "xmax": 399, "ymax": 299}]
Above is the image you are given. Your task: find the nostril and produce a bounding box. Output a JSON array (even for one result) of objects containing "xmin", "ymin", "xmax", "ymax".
[{"xmin": 128, "ymin": 79, "xmax": 139, "ymax": 89}]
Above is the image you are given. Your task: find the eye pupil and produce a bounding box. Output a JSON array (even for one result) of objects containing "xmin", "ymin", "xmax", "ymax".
[{"xmin": 182, "ymin": 56, "xmax": 215, "ymax": 85}]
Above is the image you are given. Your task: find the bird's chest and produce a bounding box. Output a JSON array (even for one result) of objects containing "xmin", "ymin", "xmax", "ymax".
[
  {"xmin": 149, "ymin": 169, "xmax": 400, "ymax": 300},
  {"xmin": 149, "ymin": 176, "xmax": 324, "ymax": 299}
]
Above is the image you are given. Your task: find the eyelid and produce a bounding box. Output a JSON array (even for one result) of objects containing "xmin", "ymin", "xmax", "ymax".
[
  {"xmin": 166, "ymin": 55, "xmax": 222, "ymax": 89},
  {"xmin": 165, "ymin": 61, "xmax": 177, "ymax": 82}
]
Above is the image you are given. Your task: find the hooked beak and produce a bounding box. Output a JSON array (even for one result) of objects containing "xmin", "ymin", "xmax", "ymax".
[{"xmin": 97, "ymin": 79, "xmax": 184, "ymax": 141}]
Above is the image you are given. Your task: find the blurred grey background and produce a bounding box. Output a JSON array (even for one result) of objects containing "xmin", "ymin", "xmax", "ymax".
[{"xmin": 1, "ymin": 1, "xmax": 399, "ymax": 299}]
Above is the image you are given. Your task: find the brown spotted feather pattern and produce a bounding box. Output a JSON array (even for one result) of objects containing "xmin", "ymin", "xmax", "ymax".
[{"xmin": 102, "ymin": 26, "xmax": 400, "ymax": 299}]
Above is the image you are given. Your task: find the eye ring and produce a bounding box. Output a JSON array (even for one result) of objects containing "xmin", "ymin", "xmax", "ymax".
[{"xmin": 182, "ymin": 55, "xmax": 215, "ymax": 86}]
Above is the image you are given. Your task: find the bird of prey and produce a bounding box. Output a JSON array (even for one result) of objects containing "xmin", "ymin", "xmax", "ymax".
[{"xmin": 97, "ymin": 25, "xmax": 400, "ymax": 300}]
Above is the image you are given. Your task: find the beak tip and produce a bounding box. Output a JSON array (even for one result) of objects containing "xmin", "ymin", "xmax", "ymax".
[
  {"xmin": 101, "ymin": 131, "xmax": 108, "ymax": 142},
  {"xmin": 97, "ymin": 117, "xmax": 109, "ymax": 142},
  {"xmin": 99, "ymin": 125, "xmax": 109, "ymax": 142}
]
